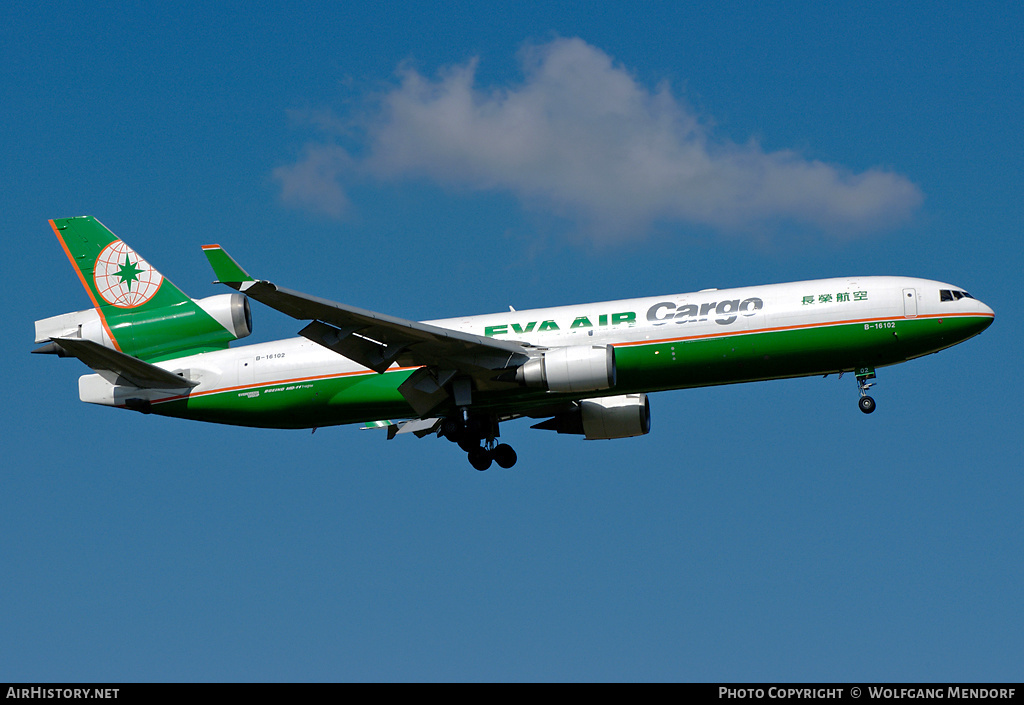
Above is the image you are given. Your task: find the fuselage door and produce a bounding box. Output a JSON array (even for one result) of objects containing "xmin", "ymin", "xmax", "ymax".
[{"xmin": 903, "ymin": 288, "xmax": 918, "ymax": 318}]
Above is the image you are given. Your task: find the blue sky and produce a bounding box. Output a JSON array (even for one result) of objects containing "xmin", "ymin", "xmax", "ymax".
[{"xmin": 3, "ymin": 1, "xmax": 1022, "ymax": 681}]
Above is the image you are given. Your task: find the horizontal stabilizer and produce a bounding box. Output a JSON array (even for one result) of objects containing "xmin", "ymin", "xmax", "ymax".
[
  {"xmin": 361, "ymin": 420, "xmax": 396, "ymax": 429},
  {"xmin": 361, "ymin": 418, "xmax": 441, "ymax": 439},
  {"xmin": 394, "ymin": 417, "xmax": 441, "ymax": 438},
  {"xmin": 50, "ymin": 337, "xmax": 199, "ymax": 389}
]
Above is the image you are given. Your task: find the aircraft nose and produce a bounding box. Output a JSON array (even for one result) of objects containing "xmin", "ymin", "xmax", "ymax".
[{"xmin": 974, "ymin": 298, "xmax": 995, "ymax": 332}]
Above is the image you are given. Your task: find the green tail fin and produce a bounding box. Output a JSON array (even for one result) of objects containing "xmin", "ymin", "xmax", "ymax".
[{"xmin": 50, "ymin": 216, "xmax": 239, "ymax": 361}]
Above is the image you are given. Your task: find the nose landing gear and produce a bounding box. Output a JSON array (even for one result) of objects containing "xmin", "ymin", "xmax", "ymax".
[{"xmin": 856, "ymin": 367, "xmax": 876, "ymax": 414}]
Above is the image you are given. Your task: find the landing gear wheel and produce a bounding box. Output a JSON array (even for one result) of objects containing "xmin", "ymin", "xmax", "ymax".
[
  {"xmin": 492, "ymin": 443, "xmax": 517, "ymax": 469},
  {"xmin": 859, "ymin": 396, "xmax": 876, "ymax": 414},
  {"xmin": 468, "ymin": 446, "xmax": 493, "ymax": 471},
  {"xmin": 441, "ymin": 418, "xmax": 462, "ymax": 442}
]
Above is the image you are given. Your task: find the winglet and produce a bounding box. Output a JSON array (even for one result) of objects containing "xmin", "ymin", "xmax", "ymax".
[{"xmin": 202, "ymin": 244, "xmax": 255, "ymax": 287}]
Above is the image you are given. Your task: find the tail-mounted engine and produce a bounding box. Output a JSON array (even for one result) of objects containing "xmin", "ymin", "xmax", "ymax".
[
  {"xmin": 515, "ymin": 345, "xmax": 616, "ymax": 393},
  {"xmin": 194, "ymin": 294, "xmax": 253, "ymax": 341},
  {"xmin": 34, "ymin": 293, "xmax": 252, "ymax": 360}
]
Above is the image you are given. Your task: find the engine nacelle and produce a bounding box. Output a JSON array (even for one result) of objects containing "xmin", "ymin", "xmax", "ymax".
[
  {"xmin": 516, "ymin": 345, "xmax": 616, "ymax": 393},
  {"xmin": 34, "ymin": 293, "xmax": 252, "ymax": 359},
  {"xmin": 532, "ymin": 393, "xmax": 651, "ymax": 440},
  {"xmin": 194, "ymin": 293, "xmax": 253, "ymax": 341},
  {"xmin": 580, "ymin": 393, "xmax": 651, "ymax": 439}
]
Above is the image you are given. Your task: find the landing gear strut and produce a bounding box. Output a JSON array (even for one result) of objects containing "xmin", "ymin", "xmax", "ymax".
[
  {"xmin": 442, "ymin": 414, "xmax": 518, "ymax": 470},
  {"xmin": 856, "ymin": 367, "xmax": 876, "ymax": 414}
]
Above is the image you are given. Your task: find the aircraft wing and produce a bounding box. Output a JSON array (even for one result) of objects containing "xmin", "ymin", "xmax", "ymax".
[{"xmin": 202, "ymin": 245, "xmax": 530, "ymax": 414}]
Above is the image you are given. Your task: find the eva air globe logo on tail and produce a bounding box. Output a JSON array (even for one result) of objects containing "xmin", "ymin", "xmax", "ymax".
[{"xmin": 93, "ymin": 241, "xmax": 163, "ymax": 308}]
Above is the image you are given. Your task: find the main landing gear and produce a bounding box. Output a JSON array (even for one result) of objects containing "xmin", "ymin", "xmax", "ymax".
[
  {"xmin": 468, "ymin": 442, "xmax": 518, "ymax": 471},
  {"xmin": 441, "ymin": 414, "xmax": 518, "ymax": 471},
  {"xmin": 856, "ymin": 367, "xmax": 877, "ymax": 414}
]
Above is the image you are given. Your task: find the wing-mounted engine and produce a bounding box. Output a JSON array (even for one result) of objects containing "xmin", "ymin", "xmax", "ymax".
[
  {"xmin": 515, "ymin": 345, "xmax": 616, "ymax": 393},
  {"xmin": 532, "ymin": 393, "xmax": 651, "ymax": 440}
]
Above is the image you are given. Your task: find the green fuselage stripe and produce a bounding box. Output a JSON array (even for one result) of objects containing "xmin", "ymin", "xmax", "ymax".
[{"xmin": 147, "ymin": 312, "xmax": 991, "ymax": 429}]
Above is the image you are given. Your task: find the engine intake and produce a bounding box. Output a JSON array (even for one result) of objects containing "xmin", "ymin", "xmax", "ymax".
[{"xmin": 516, "ymin": 345, "xmax": 615, "ymax": 393}]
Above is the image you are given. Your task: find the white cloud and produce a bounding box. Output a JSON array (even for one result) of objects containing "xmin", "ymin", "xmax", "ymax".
[
  {"xmin": 273, "ymin": 144, "xmax": 353, "ymax": 219},
  {"xmin": 275, "ymin": 37, "xmax": 923, "ymax": 240}
]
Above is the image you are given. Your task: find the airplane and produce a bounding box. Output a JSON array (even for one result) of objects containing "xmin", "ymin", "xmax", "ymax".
[{"xmin": 34, "ymin": 216, "xmax": 995, "ymax": 470}]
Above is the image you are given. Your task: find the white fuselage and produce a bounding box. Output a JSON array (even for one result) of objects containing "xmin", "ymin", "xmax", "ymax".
[{"xmin": 78, "ymin": 276, "xmax": 994, "ymax": 414}]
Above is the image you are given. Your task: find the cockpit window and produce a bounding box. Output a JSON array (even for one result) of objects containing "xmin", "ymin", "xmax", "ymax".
[{"xmin": 940, "ymin": 289, "xmax": 974, "ymax": 302}]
